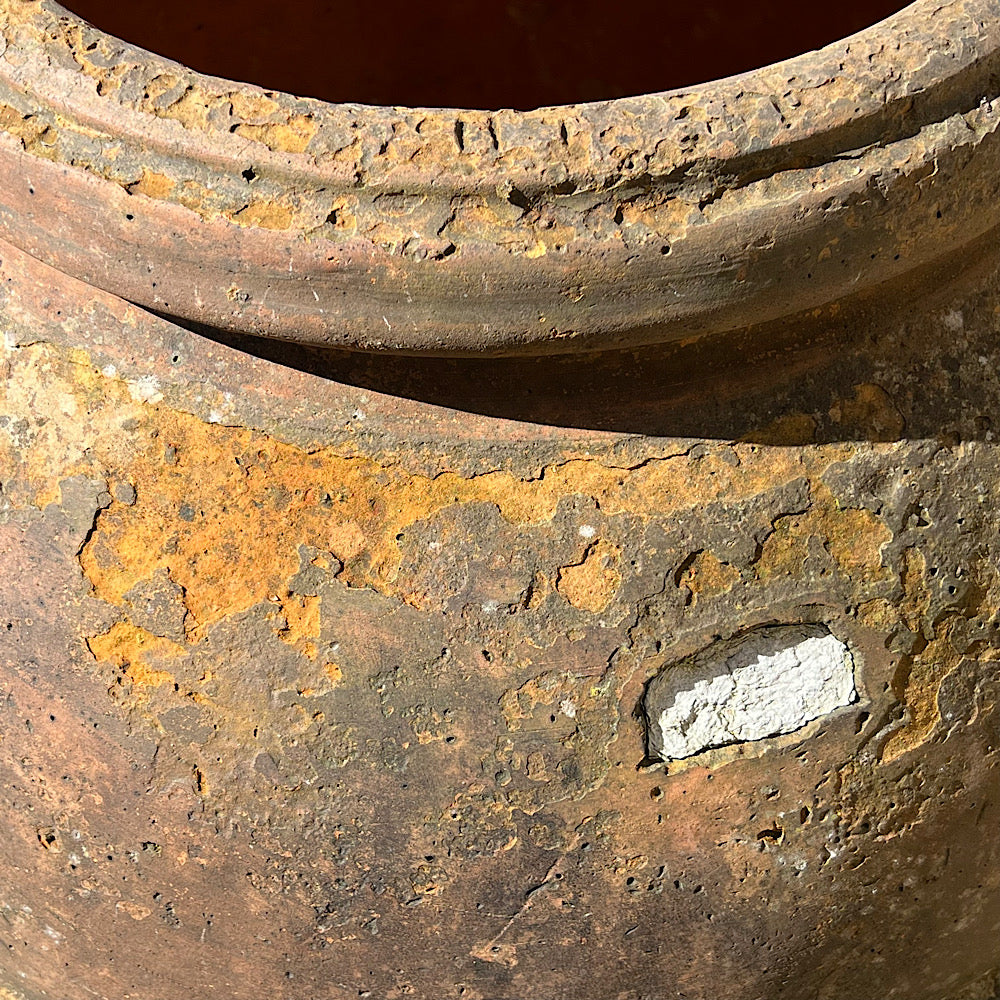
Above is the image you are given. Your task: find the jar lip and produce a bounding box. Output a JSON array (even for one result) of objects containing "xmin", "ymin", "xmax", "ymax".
[{"xmin": 0, "ymin": 0, "xmax": 998, "ymax": 355}]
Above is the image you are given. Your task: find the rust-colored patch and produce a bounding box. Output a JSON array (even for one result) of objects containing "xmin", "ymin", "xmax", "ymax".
[
  {"xmin": 127, "ymin": 168, "xmax": 175, "ymax": 200},
  {"xmin": 757, "ymin": 488, "xmax": 891, "ymax": 583},
  {"xmin": 677, "ymin": 549, "xmax": 741, "ymax": 603},
  {"xmin": 0, "ymin": 346, "xmax": 854, "ymax": 634},
  {"xmin": 556, "ymin": 539, "xmax": 621, "ymax": 612},
  {"xmin": 883, "ymin": 624, "xmax": 961, "ymax": 763},
  {"xmin": 228, "ymin": 200, "xmax": 294, "ymax": 230},
  {"xmin": 87, "ymin": 622, "xmax": 184, "ymax": 689},
  {"xmin": 277, "ymin": 592, "xmax": 321, "ymax": 659}
]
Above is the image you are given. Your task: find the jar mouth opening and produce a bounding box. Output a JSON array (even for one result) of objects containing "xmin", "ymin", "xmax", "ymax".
[{"xmin": 62, "ymin": 0, "xmax": 907, "ymax": 111}]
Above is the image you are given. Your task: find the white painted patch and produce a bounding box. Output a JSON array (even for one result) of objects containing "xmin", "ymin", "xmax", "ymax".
[
  {"xmin": 646, "ymin": 625, "xmax": 856, "ymax": 761},
  {"xmin": 578, "ymin": 524, "xmax": 596, "ymax": 539}
]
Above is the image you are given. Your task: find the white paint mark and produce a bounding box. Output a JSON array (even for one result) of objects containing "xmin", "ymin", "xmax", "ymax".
[
  {"xmin": 646, "ymin": 624, "xmax": 856, "ymax": 761},
  {"xmin": 101, "ymin": 363, "xmax": 118, "ymax": 378},
  {"xmin": 579, "ymin": 524, "xmax": 596, "ymax": 539},
  {"xmin": 559, "ymin": 698, "xmax": 577, "ymax": 719}
]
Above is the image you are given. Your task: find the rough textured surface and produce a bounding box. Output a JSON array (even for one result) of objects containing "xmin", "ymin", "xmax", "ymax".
[
  {"xmin": 1, "ymin": 1, "xmax": 1000, "ymax": 997},
  {"xmin": 645, "ymin": 625, "xmax": 856, "ymax": 761},
  {"xmin": 2, "ymin": 222, "xmax": 1000, "ymax": 998},
  {"xmin": 0, "ymin": 0, "xmax": 997, "ymax": 351}
]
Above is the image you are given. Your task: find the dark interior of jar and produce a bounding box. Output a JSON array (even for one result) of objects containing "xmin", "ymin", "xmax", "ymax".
[{"xmin": 64, "ymin": 0, "xmax": 908, "ymax": 110}]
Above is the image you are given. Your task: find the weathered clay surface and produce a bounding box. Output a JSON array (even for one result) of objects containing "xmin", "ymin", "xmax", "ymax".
[
  {"xmin": 0, "ymin": 0, "xmax": 997, "ymax": 352},
  {"xmin": 1, "ymin": 0, "xmax": 1000, "ymax": 997},
  {"xmin": 2, "ymin": 224, "xmax": 1000, "ymax": 998}
]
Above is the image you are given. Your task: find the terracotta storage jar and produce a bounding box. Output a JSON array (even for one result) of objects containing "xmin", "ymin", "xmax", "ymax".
[{"xmin": 1, "ymin": 1, "xmax": 1000, "ymax": 998}]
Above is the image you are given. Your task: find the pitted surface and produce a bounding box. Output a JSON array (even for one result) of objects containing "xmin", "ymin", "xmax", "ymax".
[
  {"xmin": 0, "ymin": 0, "xmax": 998, "ymax": 351},
  {"xmin": 2, "ymin": 232, "xmax": 1000, "ymax": 998}
]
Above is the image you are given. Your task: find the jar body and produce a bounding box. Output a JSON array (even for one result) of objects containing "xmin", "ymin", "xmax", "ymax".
[{"xmin": 2, "ymin": 230, "xmax": 1000, "ymax": 1000}]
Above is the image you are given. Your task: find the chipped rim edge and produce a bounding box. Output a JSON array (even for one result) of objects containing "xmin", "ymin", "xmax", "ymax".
[{"xmin": 0, "ymin": 0, "xmax": 998, "ymax": 355}]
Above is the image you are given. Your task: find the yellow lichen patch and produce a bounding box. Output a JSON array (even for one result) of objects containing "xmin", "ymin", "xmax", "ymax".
[
  {"xmin": 829, "ymin": 383, "xmax": 905, "ymax": 440},
  {"xmin": 228, "ymin": 200, "xmax": 294, "ymax": 231},
  {"xmin": 856, "ymin": 596, "xmax": 900, "ymax": 633},
  {"xmin": 277, "ymin": 593, "xmax": 321, "ymax": 659},
  {"xmin": 756, "ymin": 488, "xmax": 891, "ymax": 583},
  {"xmin": 323, "ymin": 662, "xmax": 343, "ymax": 685},
  {"xmin": 173, "ymin": 179, "xmax": 213, "ymax": 214},
  {"xmin": 556, "ymin": 540, "xmax": 621, "ymax": 612},
  {"xmin": 5, "ymin": 344, "xmax": 860, "ymax": 628},
  {"xmin": 155, "ymin": 85, "xmax": 215, "ymax": 131},
  {"xmin": 234, "ymin": 115, "xmax": 318, "ymax": 154},
  {"xmin": 326, "ymin": 197, "xmax": 357, "ymax": 234},
  {"xmin": 883, "ymin": 622, "xmax": 962, "ymax": 763},
  {"xmin": 87, "ymin": 623, "xmax": 183, "ymax": 689},
  {"xmin": 0, "ymin": 105, "xmax": 59, "ymax": 159},
  {"xmin": 128, "ymin": 169, "xmax": 175, "ymax": 200},
  {"xmin": 229, "ymin": 91, "xmax": 280, "ymax": 122},
  {"xmin": 825, "ymin": 508, "xmax": 893, "ymax": 576},
  {"xmin": 677, "ymin": 550, "xmax": 740, "ymax": 603}
]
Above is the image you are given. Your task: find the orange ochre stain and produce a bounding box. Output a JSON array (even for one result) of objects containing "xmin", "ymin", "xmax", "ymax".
[
  {"xmin": 4, "ymin": 344, "xmax": 877, "ymax": 640},
  {"xmin": 556, "ymin": 539, "xmax": 622, "ymax": 612},
  {"xmin": 86, "ymin": 622, "xmax": 184, "ymax": 688}
]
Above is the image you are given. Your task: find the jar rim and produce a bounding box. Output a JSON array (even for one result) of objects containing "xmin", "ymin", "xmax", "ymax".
[{"xmin": 0, "ymin": 0, "xmax": 997, "ymax": 355}]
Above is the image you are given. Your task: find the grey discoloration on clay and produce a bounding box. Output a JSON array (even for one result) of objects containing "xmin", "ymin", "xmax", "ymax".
[
  {"xmin": 2, "ymin": 1, "xmax": 1000, "ymax": 995},
  {"xmin": 122, "ymin": 568, "xmax": 187, "ymax": 641},
  {"xmin": 4, "ymin": 238, "xmax": 1000, "ymax": 998}
]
